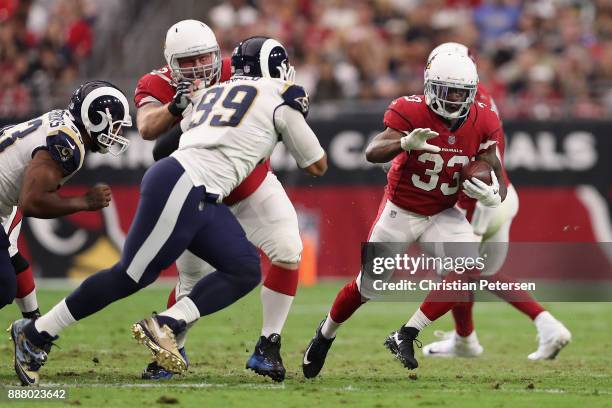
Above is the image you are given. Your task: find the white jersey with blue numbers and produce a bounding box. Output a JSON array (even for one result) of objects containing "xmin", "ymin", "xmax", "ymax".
[
  {"xmin": 173, "ymin": 75, "xmax": 323, "ymax": 199},
  {"xmin": 0, "ymin": 110, "xmax": 86, "ymax": 218}
]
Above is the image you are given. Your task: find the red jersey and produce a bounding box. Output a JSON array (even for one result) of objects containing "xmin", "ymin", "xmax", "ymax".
[
  {"xmin": 457, "ymin": 83, "xmax": 510, "ymax": 217},
  {"xmin": 134, "ymin": 58, "xmax": 271, "ymax": 205},
  {"xmin": 383, "ymin": 94, "xmax": 503, "ymax": 216}
]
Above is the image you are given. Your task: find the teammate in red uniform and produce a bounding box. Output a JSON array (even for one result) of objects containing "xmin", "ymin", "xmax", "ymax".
[
  {"xmin": 134, "ymin": 20, "xmax": 305, "ymax": 382},
  {"xmin": 420, "ymin": 43, "xmax": 570, "ymax": 361},
  {"xmin": 302, "ymin": 51, "xmax": 510, "ymax": 377}
]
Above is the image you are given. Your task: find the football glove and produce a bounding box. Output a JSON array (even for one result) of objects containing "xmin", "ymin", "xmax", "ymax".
[
  {"xmin": 463, "ymin": 170, "xmax": 501, "ymax": 208},
  {"xmin": 168, "ymin": 80, "xmax": 193, "ymax": 117},
  {"xmin": 400, "ymin": 128, "xmax": 440, "ymax": 153}
]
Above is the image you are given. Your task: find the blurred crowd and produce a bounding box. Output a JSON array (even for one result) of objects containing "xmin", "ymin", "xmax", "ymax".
[
  {"xmin": 211, "ymin": 0, "xmax": 612, "ymax": 119},
  {"xmin": 2, "ymin": 0, "xmax": 612, "ymax": 120},
  {"xmin": 0, "ymin": 0, "xmax": 94, "ymax": 117}
]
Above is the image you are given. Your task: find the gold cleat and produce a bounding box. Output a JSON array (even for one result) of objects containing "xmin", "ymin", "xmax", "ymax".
[{"xmin": 131, "ymin": 317, "xmax": 187, "ymax": 374}]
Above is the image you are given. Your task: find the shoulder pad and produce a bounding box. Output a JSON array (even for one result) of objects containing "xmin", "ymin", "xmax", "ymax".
[
  {"xmin": 46, "ymin": 128, "xmax": 84, "ymax": 176},
  {"xmin": 281, "ymin": 84, "xmax": 309, "ymax": 118}
]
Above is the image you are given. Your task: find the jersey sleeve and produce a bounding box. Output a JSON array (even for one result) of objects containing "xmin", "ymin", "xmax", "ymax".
[
  {"xmin": 134, "ymin": 72, "xmax": 175, "ymax": 108},
  {"xmin": 477, "ymin": 108, "xmax": 503, "ymax": 154},
  {"xmin": 45, "ymin": 128, "xmax": 84, "ymax": 176},
  {"xmin": 383, "ymin": 97, "xmax": 414, "ymax": 132},
  {"xmin": 280, "ymin": 84, "xmax": 309, "ymax": 117},
  {"xmin": 275, "ymin": 105, "xmax": 324, "ymax": 168}
]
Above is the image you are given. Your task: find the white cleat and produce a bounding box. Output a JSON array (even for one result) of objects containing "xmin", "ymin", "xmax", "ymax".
[
  {"xmin": 528, "ymin": 311, "xmax": 571, "ymax": 360},
  {"xmin": 422, "ymin": 330, "xmax": 483, "ymax": 358}
]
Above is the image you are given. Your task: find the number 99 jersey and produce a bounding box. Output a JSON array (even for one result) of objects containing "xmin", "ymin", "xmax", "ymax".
[
  {"xmin": 383, "ymin": 95, "xmax": 502, "ymax": 216},
  {"xmin": 173, "ymin": 75, "xmax": 310, "ymax": 199},
  {"xmin": 0, "ymin": 110, "xmax": 85, "ymax": 218}
]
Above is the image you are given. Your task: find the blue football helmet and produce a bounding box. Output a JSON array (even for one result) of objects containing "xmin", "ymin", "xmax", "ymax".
[
  {"xmin": 231, "ymin": 36, "xmax": 295, "ymax": 82},
  {"xmin": 68, "ymin": 80, "xmax": 132, "ymax": 155}
]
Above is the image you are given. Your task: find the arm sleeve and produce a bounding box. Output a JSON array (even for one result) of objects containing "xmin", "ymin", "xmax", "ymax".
[
  {"xmin": 477, "ymin": 111, "xmax": 502, "ymax": 154},
  {"xmin": 274, "ymin": 105, "xmax": 324, "ymax": 168},
  {"xmin": 45, "ymin": 130, "xmax": 83, "ymax": 176},
  {"xmin": 152, "ymin": 124, "xmax": 183, "ymax": 161}
]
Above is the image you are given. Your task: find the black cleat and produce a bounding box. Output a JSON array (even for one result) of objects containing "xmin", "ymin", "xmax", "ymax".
[
  {"xmin": 302, "ymin": 319, "xmax": 335, "ymax": 379},
  {"xmin": 246, "ymin": 334, "xmax": 286, "ymax": 382},
  {"xmin": 384, "ymin": 326, "xmax": 422, "ymax": 369},
  {"xmin": 8, "ymin": 318, "xmax": 57, "ymax": 386}
]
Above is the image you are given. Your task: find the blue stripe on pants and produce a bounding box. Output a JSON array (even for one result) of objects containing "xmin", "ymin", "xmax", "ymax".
[{"xmin": 65, "ymin": 157, "xmax": 260, "ymax": 321}]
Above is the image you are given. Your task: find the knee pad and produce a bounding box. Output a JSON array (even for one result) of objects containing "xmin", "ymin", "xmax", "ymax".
[{"xmin": 267, "ymin": 233, "xmax": 303, "ymax": 265}]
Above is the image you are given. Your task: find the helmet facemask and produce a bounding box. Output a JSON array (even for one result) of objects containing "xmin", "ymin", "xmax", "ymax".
[
  {"xmin": 169, "ymin": 47, "xmax": 222, "ymax": 86},
  {"xmin": 88, "ymin": 107, "xmax": 131, "ymax": 156},
  {"xmin": 425, "ymin": 80, "xmax": 477, "ymax": 119}
]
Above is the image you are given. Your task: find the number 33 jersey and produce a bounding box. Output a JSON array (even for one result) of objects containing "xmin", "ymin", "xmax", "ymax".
[
  {"xmin": 383, "ymin": 95, "xmax": 502, "ymax": 216},
  {"xmin": 173, "ymin": 76, "xmax": 321, "ymax": 199},
  {"xmin": 0, "ymin": 110, "xmax": 85, "ymax": 217}
]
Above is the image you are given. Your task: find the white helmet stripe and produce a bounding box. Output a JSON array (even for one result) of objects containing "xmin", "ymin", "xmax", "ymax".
[
  {"xmin": 81, "ymin": 86, "xmax": 130, "ymax": 132},
  {"xmin": 259, "ymin": 38, "xmax": 284, "ymax": 79}
]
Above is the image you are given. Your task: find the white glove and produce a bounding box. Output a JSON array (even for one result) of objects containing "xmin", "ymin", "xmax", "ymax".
[
  {"xmin": 463, "ymin": 170, "xmax": 501, "ymax": 208},
  {"xmin": 400, "ymin": 128, "xmax": 440, "ymax": 153},
  {"xmin": 277, "ymin": 62, "xmax": 296, "ymax": 83}
]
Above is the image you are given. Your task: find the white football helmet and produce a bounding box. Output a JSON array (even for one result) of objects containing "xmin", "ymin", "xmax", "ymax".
[
  {"xmin": 164, "ymin": 19, "xmax": 221, "ymax": 85},
  {"xmin": 424, "ymin": 52, "xmax": 478, "ymax": 120},
  {"xmin": 427, "ymin": 42, "xmax": 469, "ymax": 63}
]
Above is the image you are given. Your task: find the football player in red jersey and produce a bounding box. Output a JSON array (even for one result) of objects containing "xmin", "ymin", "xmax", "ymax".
[
  {"xmin": 134, "ymin": 20, "xmax": 305, "ymax": 382},
  {"xmin": 420, "ymin": 43, "xmax": 570, "ymax": 361},
  {"xmin": 303, "ymin": 51, "xmax": 513, "ymax": 377}
]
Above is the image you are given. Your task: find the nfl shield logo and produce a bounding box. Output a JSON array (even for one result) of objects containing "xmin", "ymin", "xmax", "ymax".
[{"xmin": 448, "ymin": 135, "xmax": 456, "ymax": 145}]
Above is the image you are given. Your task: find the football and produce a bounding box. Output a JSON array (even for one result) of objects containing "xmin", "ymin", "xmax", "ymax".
[{"xmin": 461, "ymin": 159, "xmax": 493, "ymax": 185}]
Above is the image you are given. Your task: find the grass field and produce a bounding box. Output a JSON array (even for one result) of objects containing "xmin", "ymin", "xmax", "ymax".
[{"xmin": 0, "ymin": 282, "xmax": 610, "ymax": 407}]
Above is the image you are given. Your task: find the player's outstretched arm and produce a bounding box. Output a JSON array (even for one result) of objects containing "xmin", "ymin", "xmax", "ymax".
[
  {"xmin": 136, "ymin": 103, "xmax": 177, "ymax": 141},
  {"xmin": 137, "ymin": 80, "xmax": 194, "ymax": 140},
  {"xmin": 19, "ymin": 150, "xmax": 111, "ymax": 218},
  {"xmin": 365, "ymin": 128, "xmax": 404, "ymax": 163},
  {"xmin": 275, "ymin": 105, "xmax": 327, "ymax": 177}
]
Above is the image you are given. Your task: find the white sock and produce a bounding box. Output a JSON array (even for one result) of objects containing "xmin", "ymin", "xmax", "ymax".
[
  {"xmin": 321, "ymin": 314, "xmax": 340, "ymax": 339},
  {"xmin": 405, "ymin": 308, "xmax": 432, "ymax": 331},
  {"xmin": 159, "ymin": 297, "xmax": 200, "ymax": 325},
  {"xmin": 35, "ymin": 299, "xmax": 76, "ymax": 337},
  {"xmin": 260, "ymin": 286, "xmax": 294, "ymax": 337},
  {"xmin": 533, "ymin": 311, "xmax": 555, "ymax": 330},
  {"xmin": 15, "ymin": 289, "xmax": 39, "ymax": 313}
]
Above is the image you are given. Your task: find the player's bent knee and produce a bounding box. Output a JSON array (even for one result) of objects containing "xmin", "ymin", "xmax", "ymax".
[
  {"xmin": 268, "ymin": 234, "xmax": 303, "ymax": 265},
  {"xmin": 231, "ymin": 256, "xmax": 261, "ymax": 293}
]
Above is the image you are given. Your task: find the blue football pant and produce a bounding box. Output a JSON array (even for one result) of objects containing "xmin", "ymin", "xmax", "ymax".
[{"xmin": 65, "ymin": 157, "xmax": 260, "ymax": 321}]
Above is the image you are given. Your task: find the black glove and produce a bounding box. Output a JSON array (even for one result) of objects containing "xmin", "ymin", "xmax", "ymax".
[{"xmin": 167, "ymin": 80, "xmax": 193, "ymax": 117}]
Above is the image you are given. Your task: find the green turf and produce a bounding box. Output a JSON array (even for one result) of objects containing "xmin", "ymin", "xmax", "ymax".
[{"xmin": 0, "ymin": 283, "xmax": 610, "ymax": 407}]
